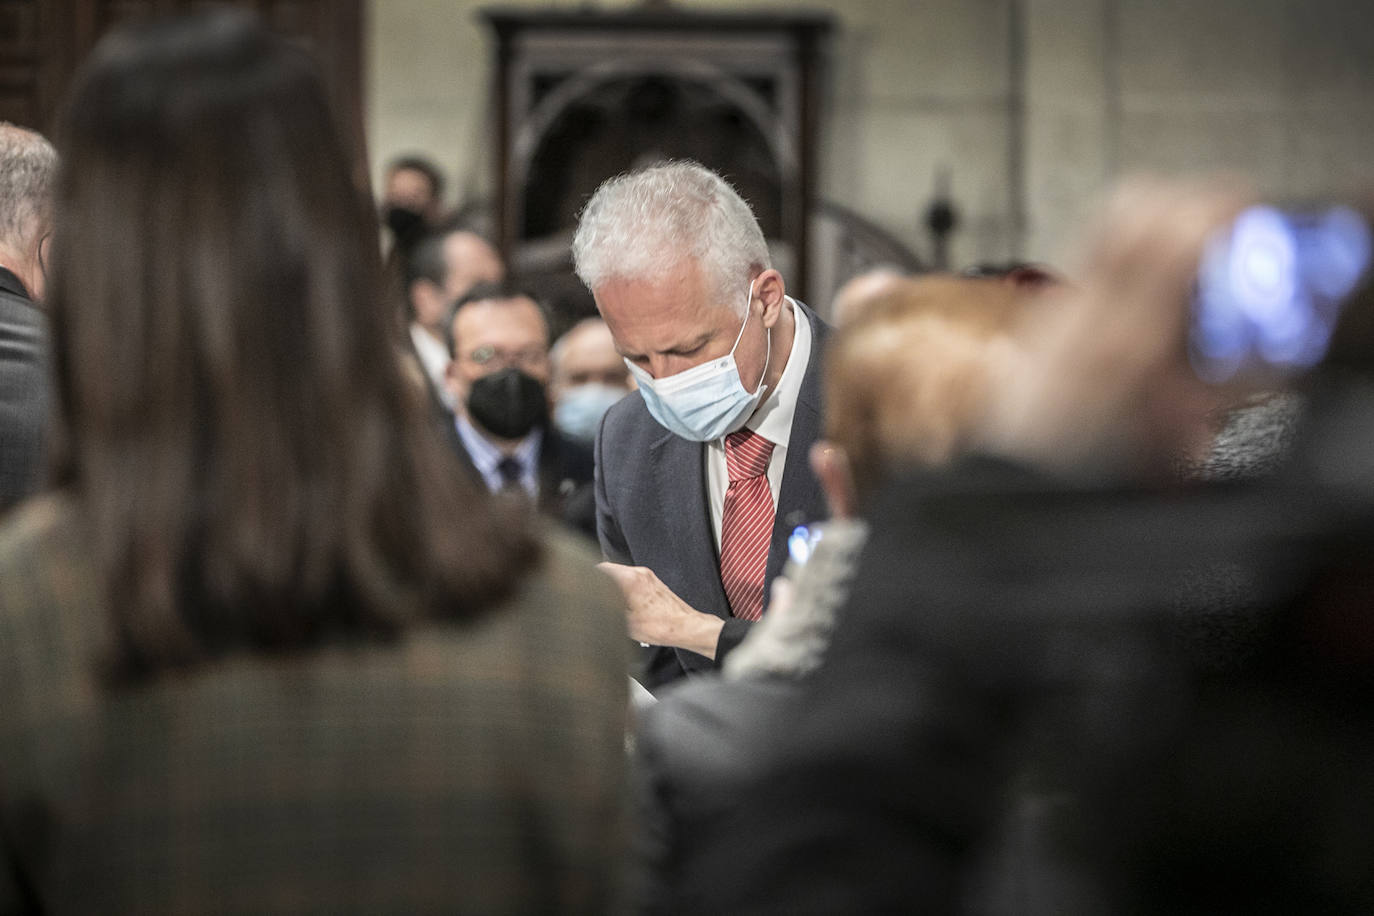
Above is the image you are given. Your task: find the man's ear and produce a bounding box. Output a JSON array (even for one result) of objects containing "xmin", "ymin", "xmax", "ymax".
[
  {"xmin": 33, "ymin": 231, "xmax": 51, "ymax": 303},
  {"xmin": 754, "ymin": 268, "xmax": 787, "ymax": 328},
  {"xmin": 810, "ymin": 439, "xmax": 857, "ymax": 519}
]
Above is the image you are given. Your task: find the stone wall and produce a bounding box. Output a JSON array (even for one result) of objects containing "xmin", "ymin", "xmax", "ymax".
[{"xmin": 367, "ymin": 0, "xmax": 1374, "ymax": 281}]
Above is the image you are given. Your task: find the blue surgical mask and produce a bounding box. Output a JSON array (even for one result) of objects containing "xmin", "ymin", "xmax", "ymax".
[
  {"xmin": 554, "ymin": 383, "xmax": 628, "ymax": 442},
  {"xmin": 625, "ymin": 280, "xmax": 771, "ymax": 442}
]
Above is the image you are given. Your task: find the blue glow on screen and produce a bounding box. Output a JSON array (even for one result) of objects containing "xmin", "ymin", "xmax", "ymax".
[
  {"xmin": 1191, "ymin": 205, "xmax": 1371, "ymax": 383},
  {"xmin": 788, "ymin": 524, "xmax": 822, "ymax": 567}
]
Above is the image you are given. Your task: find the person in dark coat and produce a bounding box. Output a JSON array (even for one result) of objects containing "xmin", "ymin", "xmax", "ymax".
[
  {"xmin": 572, "ymin": 161, "xmax": 830, "ymax": 691},
  {"xmin": 626, "ymin": 180, "xmax": 1374, "ymax": 913},
  {"xmin": 0, "ymin": 122, "xmax": 56, "ymax": 515},
  {"xmin": 630, "ymin": 271, "xmax": 1045, "ymax": 914},
  {"xmin": 0, "ymin": 12, "xmax": 629, "ymax": 913}
]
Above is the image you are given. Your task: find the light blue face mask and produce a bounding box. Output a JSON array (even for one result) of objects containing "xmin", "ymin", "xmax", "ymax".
[
  {"xmin": 553, "ymin": 383, "xmax": 629, "ymax": 442},
  {"xmin": 624, "ymin": 280, "xmax": 771, "ymax": 442}
]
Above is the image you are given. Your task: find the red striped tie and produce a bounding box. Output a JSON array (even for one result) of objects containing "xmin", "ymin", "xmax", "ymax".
[{"xmin": 720, "ymin": 429, "xmax": 775, "ymax": 622}]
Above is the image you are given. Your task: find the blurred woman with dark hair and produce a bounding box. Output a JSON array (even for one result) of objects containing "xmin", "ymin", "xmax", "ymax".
[{"xmin": 0, "ymin": 10, "xmax": 627, "ymax": 913}]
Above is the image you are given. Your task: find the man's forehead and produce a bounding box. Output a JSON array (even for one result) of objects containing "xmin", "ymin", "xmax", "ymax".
[
  {"xmin": 595, "ymin": 270, "xmax": 735, "ymax": 352},
  {"xmin": 444, "ymin": 231, "xmax": 499, "ymax": 264},
  {"xmin": 387, "ymin": 168, "xmax": 432, "ymax": 196},
  {"xmin": 454, "ymin": 297, "xmax": 548, "ymax": 344}
]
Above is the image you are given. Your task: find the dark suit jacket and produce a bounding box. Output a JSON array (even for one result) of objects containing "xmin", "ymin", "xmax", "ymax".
[
  {"xmin": 0, "ymin": 267, "xmax": 46, "ymax": 516},
  {"xmin": 0, "ymin": 494, "xmax": 630, "ymax": 914},
  {"xmin": 442, "ymin": 415, "xmax": 598, "ymax": 539},
  {"xmin": 594, "ymin": 301, "xmax": 830, "ymax": 690}
]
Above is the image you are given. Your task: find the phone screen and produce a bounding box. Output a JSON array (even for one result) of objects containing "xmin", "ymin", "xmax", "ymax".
[{"xmin": 1190, "ymin": 205, "xmax": 1372, "ymax": 384}]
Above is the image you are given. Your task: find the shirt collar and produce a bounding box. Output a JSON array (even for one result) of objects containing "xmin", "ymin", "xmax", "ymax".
[
  {"xmin": 0, "ymin": 266, "xmax": 32, "ymax": 301},
  {"xmin": 410, "ymin": 323, "xmax": 451, "ymax": 382},
  {"xmin": 456, "ymin": 413, "xmax": 542, "ymax": 483},
  {"xmin": 745, "ymin": 296, "xmax": 812, "ymax": 448}
]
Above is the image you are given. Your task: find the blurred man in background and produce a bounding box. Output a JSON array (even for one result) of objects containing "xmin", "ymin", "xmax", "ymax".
[
  {"xmin": 550, "ymin": 316, "xmax": 633, "ymax": 444},
  {"xmin": 404, "ymin": 224, "xmax": 505, "ymax": 409},
  {"xmin": 0, "ymin": 122, "xmax": 56, "ymax": 514},
  {"xmin": 380, "ymin": 153, "xmax": 445, "ymax": 246}
]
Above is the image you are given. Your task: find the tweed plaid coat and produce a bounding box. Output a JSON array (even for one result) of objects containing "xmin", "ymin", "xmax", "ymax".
[{"xmin": 0, "ymin": 495, "xmax": 629, "ymax": 914}]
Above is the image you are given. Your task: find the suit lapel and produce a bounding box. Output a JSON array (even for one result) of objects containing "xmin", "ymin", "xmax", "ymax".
[
  {"xmin": 650, "ymin": 430, "xmax": 730, "ymax": 618},
  {"xmin": 764, "ymin": 304, "xmax": 830, "ymax": 600},
  {"xmin": 440, "ymin": 414, "xmax": 487, "ymax": 491},
  {"xmin": 0, "ymin": 267, "xmax": 33, "ymax": 302}
]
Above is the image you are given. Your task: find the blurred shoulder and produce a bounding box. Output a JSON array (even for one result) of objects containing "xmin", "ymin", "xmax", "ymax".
[
  {"xmin": 0, "ymin": 494, "xmax": 105, "ymax": 697},
  {"xmin": 637, "ymin": 677, "xmax": 798, "ymax": 787},
  {"xmin": 0, "ymin": 493, "xmax": 88, "ymax": 603},
  {"xmin": 487, "ymin": 522, "xmax": 629, "ymax": 668},
  {"xmin": 536, "ymin": 524, "xmax": 623, "ymax": 610}
]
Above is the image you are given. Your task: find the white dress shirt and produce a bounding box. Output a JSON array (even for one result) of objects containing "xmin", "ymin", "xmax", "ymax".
[
  {"xmin": 411, "ymin": 322, "xmax": 455, "ymax": 410},
  {"xmin": 705, "ymin": 297, "xmax": 813, "ymax": 550},
  {"xmin": 456, "ymin": 414, "xmax": 542, "ymax": 498}
]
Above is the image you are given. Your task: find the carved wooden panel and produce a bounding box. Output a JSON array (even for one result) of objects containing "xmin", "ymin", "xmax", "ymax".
[
  {"xmin": 483, "ymin": 7, "xmax": 832, "ymax": 311},
  {"xmin": 3, "ymin": 0, "xmax": 362, "ymax": 170}
]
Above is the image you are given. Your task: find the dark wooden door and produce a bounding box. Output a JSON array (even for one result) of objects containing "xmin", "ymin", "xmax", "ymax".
[{"xmin": 0, "ymin": 0, "xmax": 363, "ymax": 165}]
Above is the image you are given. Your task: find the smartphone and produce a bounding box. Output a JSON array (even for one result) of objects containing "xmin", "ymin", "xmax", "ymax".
[
  {"xmin": 787, "ymin": 523, "xmax": 824, "ymax": 568},
  {"xmin": 1189, "ymin": 204, "xmax": 1372, "ymax": 384}
]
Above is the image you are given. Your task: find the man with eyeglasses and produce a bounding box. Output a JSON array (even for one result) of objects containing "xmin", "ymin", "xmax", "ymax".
[{"xmin": 440, "ymin": 283, "xmax": 596, "ymax": 537}]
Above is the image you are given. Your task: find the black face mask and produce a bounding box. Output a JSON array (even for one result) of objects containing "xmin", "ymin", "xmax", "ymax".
[
  {"xmin": 467, "ymin": 368, "xmax": 548, "ymax": 440},
  {"xmin": 383, "ymin": 205, "xmax": 425, "ymax": 244}
]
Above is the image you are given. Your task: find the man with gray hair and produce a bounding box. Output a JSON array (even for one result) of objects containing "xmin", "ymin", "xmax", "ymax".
[
  {"xmin": 0, "ymin": 122, "xmax": 57, "ymax": 513},
  {"xmin": 573, "ymin": 160, "xmax": 829, "ymax": 690}
]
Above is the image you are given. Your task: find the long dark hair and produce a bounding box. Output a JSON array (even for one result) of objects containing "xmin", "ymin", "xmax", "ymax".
[{"xmin": 48, "ymin": 9, "xmax": 539, "ymax": 679}]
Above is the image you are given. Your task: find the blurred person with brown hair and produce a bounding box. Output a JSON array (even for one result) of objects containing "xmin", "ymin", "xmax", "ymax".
[
  {"xmin": 0, "ymin": 122, "xmax": 57, "ymax": 514},
  {"xmin": 818, "ymin": 273, "xmax": 1037, "ymax": 506},
  {"xmin": 826, "ymin": 264, "xmax": 906, "ymax": 327},
  {"xmin": 727, "ymin": 271, "xmax": 1041, "ymax": 679},
  {"xmin": 979, "ymin": 179, "xmax": 1256, "ymax": 480},
  {"xmin": 631, "ymin": 272, "xmax": 1042, "ymax": 912},
  {"xmin": 0, "ymin": 10, "xmax": 628, "ymax": 913}
]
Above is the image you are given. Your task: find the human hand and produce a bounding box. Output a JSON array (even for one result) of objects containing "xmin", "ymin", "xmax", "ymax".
[
  {"xmin": 596, "ymin": 562, "xmax": 726, "ymax": 659},
  {"xmin": 982, "ymin": 177, "xmax": 1254, "ymax": 478}
]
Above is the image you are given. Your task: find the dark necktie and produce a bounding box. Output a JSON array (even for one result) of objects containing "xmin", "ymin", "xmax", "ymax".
[
  {"xmin": 496, "ymin": 456, "xmax": 524, "ymax": 494},
  {"xmin": 719, "ymin": 429, "xmax": 775, "ymax": 621}
]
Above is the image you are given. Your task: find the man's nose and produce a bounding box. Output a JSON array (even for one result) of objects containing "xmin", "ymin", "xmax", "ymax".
[{"xmin": 645, "ymin": 355, "xmax": 675, "ymax": 379}]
